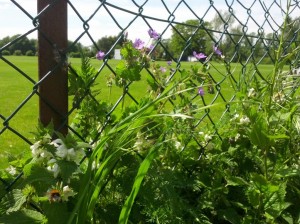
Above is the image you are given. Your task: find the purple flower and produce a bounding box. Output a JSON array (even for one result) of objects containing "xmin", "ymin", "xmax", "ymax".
[
  {"xmin": 198, "ymin": 87, "xmax": 205, "ymax": 96},
  {"xmin": 213, "ymin": 46, "xmax": 222, "ymax": 56},
  {"xmin": 96, "ymin": 51, "xmax": 105, "ymax": 60},
  {"xmin": 148, "ymin": 29, "xmax": 160, "ymax": 40},
  {"xmin": 147, "ymin": 44, "xmax": 154, "ymax": 51},
  {"xmin": 193, "ymin": 51, "xmax": 207, "ymax": 60},
  {"xmin": 160, "ymin": 66, "xmax": 167, "ymax": 73},
  {"xmin": 133, "ymin": 38, "xmax": 145, "ymax": 50},
  {"xmin": 167, "ymin": 61, "xmax": 172, "ymax": 66}
]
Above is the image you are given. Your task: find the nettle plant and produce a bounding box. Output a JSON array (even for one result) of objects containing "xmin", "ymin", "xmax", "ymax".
[
  {"xmin": 0, "ymin": 28, "xmax": 219, "ymax": 223},
  {"xmin": 0, "ymin": 20, "xmax": 299, "ymax": 224}
]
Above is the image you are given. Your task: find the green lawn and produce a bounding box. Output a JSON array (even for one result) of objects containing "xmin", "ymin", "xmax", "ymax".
[{"xmin": 0, "ymin": 56, "xmax": 276, "ymax": 169}]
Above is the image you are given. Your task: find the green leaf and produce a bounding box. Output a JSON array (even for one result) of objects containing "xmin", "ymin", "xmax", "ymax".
[
  {"xmin": 116, "ymin": 61, "xmax": 126, "ymax": 77},
  {"xmin": 276, "ymin": 168, "xmax": 300, "ymax": 178},
  {"xmin": 264, "ymin": 182, "xmax": 290, "ymax": 219},
  {"xmin": 0, "ymin": 208, "xmax": 47, "ymax": 224},
  {"xmin": 281, "ymin": 212, "xmax": 294, "ymax": 224},
  {"xmin": 225, "ymin": 176, "xmax": 248, "ymax": 187},
  {"xmin": 56, "ymin": 160, "xmax": 78, "ymax": 183},
  {"xmin": 246, "ymin": 188, "xmax": 260, "ymax": 208},
  {"xmin": 118, "ymin": 144, "xmax": 160, "ymax": 224},
  {"xmin": 43, "ymin": 202, "xmax": 70, "ymax": 224},
  {"xmin": 250, "ymin": 173, "xmax": 268, "ymax": 192},
  {"xmin": 1, "ymin": 189, "xmax": 26, "ymax": 214},
  {"xmin": 23, "ymin": 163, "xmax": 56, "ymax": 192},
  {"xmin": 249, "ymin": 119, "xmax": 270, "ymax": 148},
  {"xmin": 219, "ymin": 208, "xmax": 242, "ymax": 224}
]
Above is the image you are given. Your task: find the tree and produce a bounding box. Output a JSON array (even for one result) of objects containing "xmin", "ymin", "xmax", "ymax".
[
  {"xmin": 93, "ymin": 34, "xmax": 125, "ymax": 59},
  {"xmin": 211, "ymin": 10, "xmax": 235, "ymax": 34},
  {"xmin": 169, "ymin": 19, "xmax": 212, "ymax": 60},
  {"xmin": 7, "ymin": 35, "xmax": 36, "ymax": 55}
]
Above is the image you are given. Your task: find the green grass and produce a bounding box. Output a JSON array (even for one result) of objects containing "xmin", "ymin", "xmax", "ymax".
[{"xmin": 0, "ymin": 56, "xmax": 276, "ymax": 169}]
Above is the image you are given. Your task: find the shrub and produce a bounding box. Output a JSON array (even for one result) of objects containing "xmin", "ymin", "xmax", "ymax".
[
  {"xmin": 1, "ymin": 50, "xmax": 10, "ymax": 56},
  {"xmin": 13, "ymin": 50, "xmax": 22, "ymax": 56},
  {"xmin": 69, "ymin": 52, "xmax": 81, "ymax": 58},
  {"xmin": 25, "ymin": 50, "xmax": 34, "ymax": 56}
]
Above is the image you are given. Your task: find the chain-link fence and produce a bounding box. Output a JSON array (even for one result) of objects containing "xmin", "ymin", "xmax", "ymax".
[{"xmin": 1, "ymin": 0, "xmax": 300, "ymax": 198}]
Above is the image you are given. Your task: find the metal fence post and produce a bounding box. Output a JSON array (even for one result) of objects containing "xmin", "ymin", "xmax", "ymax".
[{"xmin": 37, "ymin": 0, "xmax": 68, "ymax": 134}]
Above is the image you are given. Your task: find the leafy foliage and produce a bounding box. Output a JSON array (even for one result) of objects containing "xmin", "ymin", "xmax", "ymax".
[{"xmin": 1, "ymin": 12, "xmax": 300, "ymax": 224}]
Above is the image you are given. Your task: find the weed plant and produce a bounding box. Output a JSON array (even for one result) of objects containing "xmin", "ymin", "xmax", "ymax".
[{"xmin": 0, "ymin": 3, "xmax": 300, "ymax": 223}]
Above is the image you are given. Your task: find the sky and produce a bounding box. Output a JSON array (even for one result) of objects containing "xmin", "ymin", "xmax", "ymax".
[{"xmin": 0, "ymin": 0, "xmax": 295, "ymax": 46}]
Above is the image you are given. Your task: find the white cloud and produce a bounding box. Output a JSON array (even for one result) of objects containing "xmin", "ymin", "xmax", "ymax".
[{"xmin": 0, "ymin": 0, "xmax": 295, "ymax": 46}]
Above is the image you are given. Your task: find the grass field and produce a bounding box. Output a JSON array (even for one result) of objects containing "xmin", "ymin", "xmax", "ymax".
[{"xmin": 0, "ymin": 56, "xmax": 276, "ymax": 169}]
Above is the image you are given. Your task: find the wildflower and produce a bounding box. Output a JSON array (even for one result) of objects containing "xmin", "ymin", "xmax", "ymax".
[
  {"xmin": 6, "ymin": 165, "xmax": 17, "ymax": 176},
  {"xmin": 235, "ymin": 133, "xmax": 241, "ymax": 141},
  {"xmin": 167, "ymin": 61, "xmax": 172, "ymax": 66},
  {"xmin": 272, "ymin": 91, "xmax": 285, "ymax": 103},
  {"xmin": 134, "ymin": 139, "xmax": 145, "ymax": 150},
  {"xmin": 239, "ymin": 116, "xmax": 250, "ymax": 125},
  {"xmin": 30, "ymin": 141, "xmax": 42, "ymax": 157},
  {"xmin": 47, "ymin": 159, "xmax": 60, "ymax": 178},
  {"xmin": 193, "ymin": 51, "xmax": 207, "ymax": 60},
  {"xmin": 51, "ymin": 139, "xmax": 77, "ymax": 161},
  {"xmin": 213, "ymin": 45, "xmax": 225, "ymax": 58},
  {"xmin": 174, "ymin": 141, "xmax": 182, "ymax": 149},
  {"xmin": 213, "ymin": 46, "xmax": 222, "ymax": 55},
  {"xmin": 230, "ymin": 113, "xmax": 239, "ymax": 121},
  {"xmin": 204, "ymin": 134, "xmax": 212, "ymax": 142},
  {"xmin": 56, "ymin": 146, "xmax": 76, "ymax": 161},
  {"xmin": 160, "ymin": 66, "xmax": 167, "ymax": 73},
  {"xmin": 198, "ymin": 87, "xmax": 205, "ymax": 96},
  {"xmin": 148, "ymin": 29, "xmax": 160, "ymax": 40},
  {"xmin": 96, "ymin": 51, "xmax": 105, "ymax": 60},
  {"xmin": 133, "ymin": 38, "xmax": 145, "ymax": 50},
  {"xmin": 248, "ymin": 88, "xmax": 256, "ymax": 98},
  {"xmin": 146, "ymin": 44, "xmax": 154, "ymax": 52},
  {"xmin": 62, "ymin": 185, "xmax": 76, "ymax": 201},
  {"xmin": 199, "ymin": 132, "xmax": 212, "ymax": 144}
]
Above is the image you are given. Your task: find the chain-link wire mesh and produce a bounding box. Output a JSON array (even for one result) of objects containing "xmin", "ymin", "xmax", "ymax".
[{"xmin": 1, "ymin": 0, "xmax": 300, "ymax": 198}]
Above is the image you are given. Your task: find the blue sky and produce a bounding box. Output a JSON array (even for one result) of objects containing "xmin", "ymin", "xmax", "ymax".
[{"xmin": 0, "ymin": 0, "xmax": 290, "ymax": 46}]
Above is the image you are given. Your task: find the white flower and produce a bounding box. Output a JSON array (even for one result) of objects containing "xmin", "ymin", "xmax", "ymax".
[
  {"xmin": 174, "ymin": 141, "xmax": 182, "ymax": 149},
  {"xmin": 204, "ymin": 134, "xmax": 212, "ymax": 142},
  {"xmin": 6, "ymin": 165, "xmax": 17, "ymax": 176},
  {"xmin": 62, "ymin": 185, "xmax": 76, "ymax": 201},
  {"xmin": 66, "ymin": 148, "xmax": 76, "ymax": 161},
  {"xmin": 92, "ymin": 161, "xmax": 100, "ymax": 170},
  {"xmin": 47, "ymin": 159, "xmax": 60, "ymax": 178},
  {"xmin": 272, "ymin": 91, "xmax": 285, "ymax": 103},
  {"xmin": 248, "ymin": 88, "xmax": 256, "ymax": 98},
  {"xmin": 239, "ymin": 116, "xmax": 250, "ymax": 125},
  {"xmin": 133, "ymin": 139, "xmax": 144, "ymax": 150},
  {"xmin": 230, "ymin": 114, "xmax": 240, "ymax": 121},
  {"xmin": 51, "ymin": 138, "xmax": 64, "ymax": 147},
  {"xmin": 56, "ymin": 144, "xmax": 68, "ymax": 159},
  {"xmin": 235, "ymin": 133, "xmax": 241, "ymax": 141},
  {"xmin": 40, "ymin": 150, "xmax": 53, "ymax": 159},
  {"xmin": 30, "ymin": 141, "xmax": 42, "ymax": 156}
]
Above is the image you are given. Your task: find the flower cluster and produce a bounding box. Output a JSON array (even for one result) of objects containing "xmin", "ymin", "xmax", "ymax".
[
  {"xmin": 47, "ymin": 184, "xmax": 76, "ymax": 203},
  {"xmin": 96, "ymin": 28, "xmax": 160, "ymax": 61},
  {"xmin": 30, "ymin": 134, "xmax": 90, "ymax": 178},
  {"xmin": 230, "ymin": 113, "xmax": 251, "ymax": 125}
]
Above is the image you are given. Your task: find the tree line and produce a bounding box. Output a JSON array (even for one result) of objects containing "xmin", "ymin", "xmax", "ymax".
[{"xmin": 1, "ymin": 13, "xmax": 299, "ymax": 64}]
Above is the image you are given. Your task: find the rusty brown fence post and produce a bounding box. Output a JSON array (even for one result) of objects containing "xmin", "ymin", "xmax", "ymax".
[{"xmin": 37, "ymin": 0, "xmax": 68, "ymax": 134}]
